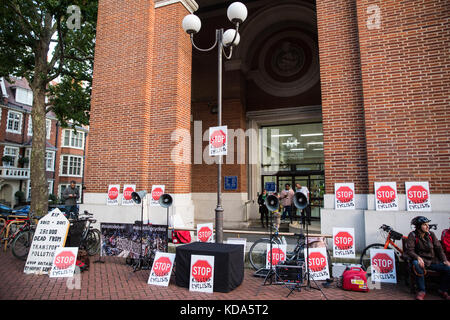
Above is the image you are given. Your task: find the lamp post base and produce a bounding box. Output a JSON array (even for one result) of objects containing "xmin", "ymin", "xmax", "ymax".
[{"xmin": 215, "ymin": 206, "xmax": 224, "ymax": 243}]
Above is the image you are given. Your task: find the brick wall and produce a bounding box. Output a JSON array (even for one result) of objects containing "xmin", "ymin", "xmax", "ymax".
[
  {"xmin": 316, "ymin": 0, "xmax": 368, "ymax": 194},
  {"xmin": 355, "ymin": 0, "xmax": 450, "ymax": 194},
  {"xmin": 85, "ymin": 0, "xmax": 192, "ymax": 194}
]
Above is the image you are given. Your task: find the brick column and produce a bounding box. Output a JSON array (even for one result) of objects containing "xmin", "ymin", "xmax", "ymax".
[
  {"xmin": 355, "ymin": 0, "xmax": 450, "ymax": 194},
  {"xmin": 316, "ymin": 0, "xmax": 368, "ymax": 195}
]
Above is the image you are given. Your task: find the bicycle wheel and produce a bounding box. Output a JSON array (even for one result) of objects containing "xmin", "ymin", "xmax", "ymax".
[
  {"xmin": 359, "ymin": 243, "xmax": 386, "ymax": 274},
  {"xmin": 11, "ymin": 230, "xmax": 34, "ymax": 261},
  {"xmin": 248, "ymin": 238, "xmax": 282, "ymax": 271},
  {"xmin": 85, "ymin": 229, "xmax": 101, "ymax": 256}
]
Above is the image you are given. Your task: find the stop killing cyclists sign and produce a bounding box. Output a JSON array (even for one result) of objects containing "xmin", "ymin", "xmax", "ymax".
[
  {"xmin": 189, "ymin": 255, "xmax": 215, "ymax": 293},
  {"xmin": 375, "ymin": 182, "xmax": 398, "ymax": 211},
  {"xmin": 197, "ymin": 223, "xmax": 214, "ymax": 243},
  {"xmin": 333, "ymin": 227, "xmax": 355, "ymax": 258},
  {"xmin": 148, "ymin": 252, "xmax": 175, "ymax": 287},
  {"xmin": 335, "ymin": 183, "xmax": 355, "ymax": 210},
  {"xmin": 405, "ymin": 181, "xmax": 432, "ymax": 212},
  {"xmin": 209, "ymin": 126, "xmax": 227, "ymax": 156},
  {"xmin": 49, "ymin": 247, "xmax": 79, "ymax": 278},
  {"xmin": 122, "ymin": 184, "xmax": 136, "ymax": 206},
  {"xmin": 107, "ymin": 184, "xmax": 120, "ymax": 206},
  {"xmin": 370, "ymin": 248, "xmax": 397, "ymax": 283},
  {"xmin": 150, "ymin": 185, "xmax": 165, "ymax": 206},
  {"xmin": 304, "ymin": 247, "xmax": 330, "ymax": 280}
]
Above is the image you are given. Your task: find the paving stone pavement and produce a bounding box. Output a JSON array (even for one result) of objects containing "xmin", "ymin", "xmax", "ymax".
[{"xmin": 0, "ymin": 250, "xmax": 444, "ymax": 301}]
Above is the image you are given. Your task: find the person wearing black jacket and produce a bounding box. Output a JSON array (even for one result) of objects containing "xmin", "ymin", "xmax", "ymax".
[
  {"xmin": 258, "ymin": 189, "xmax": 269, "ymax": 228},
  {"xmin": 406, "ymin": 216, "xmax": 450, "ymax": 300}
]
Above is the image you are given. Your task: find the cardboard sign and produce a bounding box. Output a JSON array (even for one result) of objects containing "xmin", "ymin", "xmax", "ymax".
[
  {"xmin": 148, "ymin": 252, "xmax": 175, "ymax": 287},
  {"xmin": 375, "ymin": 182, "xmax": 398, "ymax": 211},
  {"xmin": 189, "ymin": 255, "xmax": 214, "ymax": 293},
  {"xmin": 197, "ymin": 223, "xmax": 214, "ymax": 243},
  {"xmin": 24, "ymin": 209, "xmax": 70, "ymax": 275},
  {"xmin": 370, "ymin": 248, "xmax": 397, "ymax": 283},
  {"xmin": 335, "ymin": 183, "xmax": 355, "ymax": 210},
  {"xmin": 150, "ymin": 185, "xmax": 165, "ymax": 206},
  {"xmin": 107, "ymin": 184, "xmax": 120, "ymax": 205},
  {"xmin": 49, "ymin": 247, "xmax": 78, "ymax": 278},
  {"xmin": 226, "ymin": 238, "xmax": 247, "ymax": 262},
  {"xmin": 405, "ymin": 182, "xmax": 431, "ymax": 212},
  {"xmin": 122, "ymin": 184, "xmax": 136, "ymax": 206},
  {"xmin": 305, "ymin": 247, "xmax": 330, "ymax": 280},
  {"xmin": 266, "ymin": 243, "xmax": 287, "ymax": 269},
  {"xmin": 209, "ymin": 126, "xmax": 227, "ymax": 156},
  {"xmin": 332, "ymin": 227, "xmax": 355, "ymax": 258}
]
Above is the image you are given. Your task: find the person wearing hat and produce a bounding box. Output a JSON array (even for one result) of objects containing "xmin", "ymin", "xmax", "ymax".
[{"xmin": 406, "ymin": 216, "xmax": 450, "ymax": 300}]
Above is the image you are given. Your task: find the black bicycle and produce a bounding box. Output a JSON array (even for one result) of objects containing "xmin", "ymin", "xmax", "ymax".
[
  {"xmin": 248, "ymin": 231, "xmax": 332, "ymax": 271},
  {"xmin": 69, "ymin": 210, "xmax": 101, "ymax": 256}
]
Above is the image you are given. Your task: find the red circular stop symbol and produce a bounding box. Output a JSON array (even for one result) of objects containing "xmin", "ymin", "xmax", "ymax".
[
  {"xmin": 123, "ymin": 187, "xmax": 134, "ymax": 201},
  {"xmin": 54, "ymin": 251, "xmax": 76, "ymax": 270},
  {"xmin": 198, "ymin": 226, "xmax": 212, "ymax": 242},
  {"xmin": 153, "ymin": 257, "xmax": 172, "ymax": 276},
  {"xmin": 210, "ymin": 130, "xmax": 226, "ymax": 148},
  {"xmin": 152, "ymin": 187, "xmax": 164, "ymax": 201},
  {"xmin": 267, "ymin": 247, "xmax": 286, "ymax": 266},
  {"xmin": 336, "ymin": 186, "xmax": 354, "ymax": 203},
  {"xmin": 372, "ymin": 253, "xmax": 394, "ymax": 273},
  {"xmin": 308, "ymin": 251, "xmax": 327, "ymax": 272},
  {"xmin": 192, "ymin": 260, "xmax": 213, "ymax": 282},
  {"xmin": 376, "ymin": 185, "xmax": 396, "ymax": 203},
  {"xmin": 407, "ymin": 185, "xmax": 428, "ymax": 204},
  {"xmin": 108, "ymin": 187, "xmax": 119, "ymax": 200},
  {"xmin": 334, "ymin": 231, "xmax": 354, "ymax": 250}
]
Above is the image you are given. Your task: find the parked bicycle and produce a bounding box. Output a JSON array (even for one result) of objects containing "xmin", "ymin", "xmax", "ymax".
[
  {"xmin": 248, "ymin": 229, "xmax": 331, "ymax": 272},
  {"xmin": 8, "ymin": 215, "xmax": 40, "ymax": 260},
  {"xmin": 69, "ymin": 210, "xmax": 101, "ymax": 256},
  {"xmin": 359, "ymin": 224, "xmax": 437, "ymax": 276}
]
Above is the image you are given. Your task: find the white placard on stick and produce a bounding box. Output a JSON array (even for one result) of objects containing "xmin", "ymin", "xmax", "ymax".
[
  {"xmin": 370, "ymin": 248, "xmax": 397, "ymax": 283},
  {"xmin": 332, "ymin": 227, "xmax": 356, "ymax": 258},
  {"xmin": 189, "ymin": 255, "xmax": 214, "ymax": 293},
  {"xmin": 107, "ymin": 184, "xmax": 120, "ymax": 205},
  {"xmin": 405, "ymin": 181, "xmax": 432, "ymax": 212},
  {"xmin": 305, "ymin": 247, "xmax": 330, "ymax": 280},
  {"xmin": 148, "ymin": 252, "xmax": 175, "ymax": 287},
  {"xmin": 335, "ymin": 183, "xmax": 355, "ymax": 210},
  {"xmin": 122, "ymin": 184, "xmax": 136, "ymax": 206},
  {"xmin": 49, "ymin": 247, "xmax": 78, "ymax": 278},
  {"xmin": 375, "ymin": 182, "xmax": 398, "ymax": 211},
  {"xmin": 24, "ymin": 209, "xmax": 70, "ymax": 275},
  {"xmin": 197, "ymin": 223, "xmax": 214, "ymax": 243}
]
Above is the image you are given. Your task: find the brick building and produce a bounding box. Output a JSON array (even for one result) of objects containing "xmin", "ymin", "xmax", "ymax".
[
  {"xmin": 82, "ymin": 0, "xmax": 449, "ymax": 249},
  {"xmin": 0, "ymin": 76, "xmax": 89, "ymax": 208}
]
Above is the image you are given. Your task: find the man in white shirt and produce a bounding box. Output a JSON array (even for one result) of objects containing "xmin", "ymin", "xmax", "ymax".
[{"xmin": 295, "ymin": 183, "xmax": 310, "ymax": 226}]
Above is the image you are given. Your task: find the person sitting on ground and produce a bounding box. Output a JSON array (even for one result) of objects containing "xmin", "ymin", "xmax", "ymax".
[{"xmin": 405, "ymin": 216, "xmax": 450, "ymax": 300}]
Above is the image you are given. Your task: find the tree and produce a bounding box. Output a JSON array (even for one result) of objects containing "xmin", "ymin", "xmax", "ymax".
[{"xmin": 0, "ymin": 0, "xmax": 97, "ymax": 216}]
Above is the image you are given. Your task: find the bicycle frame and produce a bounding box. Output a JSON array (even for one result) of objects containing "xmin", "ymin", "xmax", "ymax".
[{"xmin": 383, "ymin": 233, "xmax": 407, "ymax": 255}]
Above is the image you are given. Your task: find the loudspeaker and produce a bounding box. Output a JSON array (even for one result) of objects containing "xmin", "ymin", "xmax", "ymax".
[
  {"xmin": 159, "ymin": 194, "xmax": 173, "ymax": 208},
  {"xmin": 293, "ymin": 192, "xmax": 308, "ymax": 210},
  {"xmin": 265, "ymin": 194, "xmax": 279, "ymax": 212},
  {"xmin": 131, "ymin": 190, "xmax": 147, "ymax": 205}
]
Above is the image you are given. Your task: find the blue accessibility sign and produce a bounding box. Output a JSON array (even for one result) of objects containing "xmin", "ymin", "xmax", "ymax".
[{"xmin": 224, "ymin": 176, "xmax": 238, "ymax": 190}]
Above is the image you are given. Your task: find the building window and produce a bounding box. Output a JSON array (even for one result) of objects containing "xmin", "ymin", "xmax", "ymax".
[
  {"xmin": 27, "ymin": 117, "xmax": 52, "ymax": 140},
  {"xmin": 15, "ymin": 87, "xmax": 33, "ymax": 106},
  {"xmin": 60, "ymin": 155, "xmax": 83, "ymax": 177},
  {"xmin": 59, "ymin": 183, "xmax": 82, "ymax": 203},
  {"xmin": 24, "ymin": 148, "xmax": 31, "ymax": 169},
  {"xmin": 6, "ymin": 110, "xmax": 23, "ymax": 134},
  {"xmin": 62, "ymin": 129, "xmax": 85, "ymax": 149},
  {"xmin": 46, "ymin": 119, "xmax": 51, "ymax": 140},
  {"xmin": 27, "ymin": 180, "xmax": 54, "ymax": 200},
  {"xmin": 3, "ymin": 146, "xmax": 19, "ymax": 167},
  {"xmin": 46, "ymin": 151, "xmax": 55, "ymax": 172}
]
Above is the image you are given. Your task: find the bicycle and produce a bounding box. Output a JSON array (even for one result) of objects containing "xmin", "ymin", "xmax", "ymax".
[
  {"xmin": 248, "ymin": 229, "xmax": 332, "ymax": 272},
  {"xmin": 9, "ymin": 215, "xmax": 40, "ymax": 260},
  {"xmin": 69, "ymin": 210, "xmax": 101, "ymax": 256}
]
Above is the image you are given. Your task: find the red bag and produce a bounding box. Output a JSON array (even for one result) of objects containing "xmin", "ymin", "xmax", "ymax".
[
  {"xmin": 342, "ymin": 267, "xmax": 369, "ymax": 292},
  {"xmin": 172, "ymin": 230, "xmax": 191, "ymax": 244}
]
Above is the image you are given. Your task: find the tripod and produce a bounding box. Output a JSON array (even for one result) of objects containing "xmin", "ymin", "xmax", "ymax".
[{"xmin": 131, "ymin": 197, "xmax": 151, "ymax": 272}]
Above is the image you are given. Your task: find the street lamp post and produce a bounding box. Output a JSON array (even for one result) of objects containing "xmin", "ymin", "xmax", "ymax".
[{"xmin": 182, "ymin": 2, "xmax": 248, "ymax": 243}]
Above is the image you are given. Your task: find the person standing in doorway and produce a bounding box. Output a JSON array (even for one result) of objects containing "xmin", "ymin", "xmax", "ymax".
[
  {"xmin": 258, "ymin": 189, "xmax": 269, "ymax": 228},
  {"xmin": 63, "ymin": 180, "xmax": 80, "ymax": 219},
  {"xmin": 280, "ymin": 184, "xmax": 294, "ymax": 224}
]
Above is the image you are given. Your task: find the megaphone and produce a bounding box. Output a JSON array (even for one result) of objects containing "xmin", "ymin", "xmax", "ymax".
[
  {"xmin": 159, "ymin": 194, "xmax": 173, "ymax": 208},
  {"xmin": 293, "ymin": 192, "xmax": 308, "ymax": 210},
  {"xmin": 265, "ymin": 194, "xmax": 279, "ymax": 212},
  {"xmin": 131, "ymin": 190, "xmax": 147, "ymax": 204}
]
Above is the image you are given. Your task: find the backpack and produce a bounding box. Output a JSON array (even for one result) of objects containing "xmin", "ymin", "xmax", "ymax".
[
  {"xmin": 441, "ymin": 229, "xmax": 450, "ymax": 260},
  {"xmin": 172, "ymin": 230, "xmax": 191, "ymax": 244}
]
